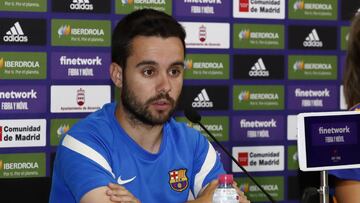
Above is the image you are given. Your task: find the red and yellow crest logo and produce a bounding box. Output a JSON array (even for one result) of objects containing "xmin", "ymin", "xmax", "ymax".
[{"xmin": 168, "ymin": 168, "xmax": 188, "ymax": 192}]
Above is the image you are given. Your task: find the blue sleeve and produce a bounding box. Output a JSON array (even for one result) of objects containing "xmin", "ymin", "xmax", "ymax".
[
  {"xmin": 329, "ymin": 169, "xmax": 360, "ymax": 181},
  {"xmin": 191, "ymin": 131, "xmax": 225, "ymax": 197},
  {"xmin": 56, "ymin": 125, "xmax": 116, "ymax": 202}
]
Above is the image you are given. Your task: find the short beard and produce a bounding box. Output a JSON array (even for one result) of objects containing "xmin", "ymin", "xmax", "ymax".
[{"xmin": 121, "ymin": 80, "xmax": 177, "ymax": 126}]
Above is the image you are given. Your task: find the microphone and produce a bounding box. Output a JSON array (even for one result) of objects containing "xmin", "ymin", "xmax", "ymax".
[{"xmin": 185, "ymin": 107, "xmax": 276, "ymax": 203}]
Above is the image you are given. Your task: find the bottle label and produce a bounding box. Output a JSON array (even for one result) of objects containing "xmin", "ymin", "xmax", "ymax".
[{"xmin": 212, "ymin": 188, "xmax": 239, "ymax": 203}]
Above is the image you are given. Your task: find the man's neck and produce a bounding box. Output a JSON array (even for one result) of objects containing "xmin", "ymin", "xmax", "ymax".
[{"xmin": 115, "ymin": 104, "xmax": 164, "ymax": 154}]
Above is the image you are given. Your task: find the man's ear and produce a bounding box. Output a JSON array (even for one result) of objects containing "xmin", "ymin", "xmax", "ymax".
[{"xmin": 110, "ymin": 63, "xmax": 123, "ymax": 88}]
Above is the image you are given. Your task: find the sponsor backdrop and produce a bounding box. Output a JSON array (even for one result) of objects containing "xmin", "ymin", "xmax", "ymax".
[{"xmin": 0, "ymin": 0, "xmax": 358, "ymax": 202}]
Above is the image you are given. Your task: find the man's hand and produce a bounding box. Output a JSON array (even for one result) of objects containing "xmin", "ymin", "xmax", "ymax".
[
  {"xmin": 233, "ymin": 181, "xmax": 251, "ymax": 203},
  {"xmin": 106, "ymin": 183, "xmax": 141, "ymax": 203},
  {"xmin": 187, "ymin": 179, "xmax": 250, "ymax": 203}
]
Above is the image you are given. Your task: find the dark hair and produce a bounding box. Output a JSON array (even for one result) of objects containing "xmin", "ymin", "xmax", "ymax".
[
  {"xmin": 343, "ymin": 13, "xmax": 360, "ymax": 108},
  {"xmin": 111, "ymin": 9, "xmax": 186, "ymax": 69}
]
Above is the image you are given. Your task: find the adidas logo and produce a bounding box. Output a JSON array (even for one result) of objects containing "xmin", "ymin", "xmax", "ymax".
[
  {"xmin": 248, "ymin": 58, "xmax": 269, "ymax": 77},
  {"xmin": 192, "ymin": 89, "xmax": 213, "ymax": 108},
  {"xmin": 3, "ymin": 22, "xmax": 28, "ymax": 43},
  {"xmin": 303, "ymin": 29, "xmax": 323, "ymax": 47},
  {"xmin": 70, "ymin": 0, "xmax": 93, "ymax": 10}
]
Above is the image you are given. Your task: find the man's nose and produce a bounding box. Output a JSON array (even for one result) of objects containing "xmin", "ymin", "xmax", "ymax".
[{"xmin": 156, "ymin": 72, "xmax": 172, "ymax": 94}]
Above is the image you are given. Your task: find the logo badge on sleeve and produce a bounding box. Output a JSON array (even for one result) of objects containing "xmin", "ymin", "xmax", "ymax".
[{"xmin": 168, "ymin": 168, "xmax": 189, "ymax": 192}]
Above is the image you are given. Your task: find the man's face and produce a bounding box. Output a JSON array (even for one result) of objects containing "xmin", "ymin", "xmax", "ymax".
[{"xmin": 121, "ymin": 36, "xmax": 184, "ymax": 125}]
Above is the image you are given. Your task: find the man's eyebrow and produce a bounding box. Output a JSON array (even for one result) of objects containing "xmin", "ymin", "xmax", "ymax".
[
  {"xmin": 135, "ymin": 60, "xmax": 158, "ymax": 68},
  {"xmin": 171, "ymin": 61, "xmax": 185, "ymax": 67},
  {"xmin": 135, "ymin": 61, "xmax": 185, "ymax": 68}
]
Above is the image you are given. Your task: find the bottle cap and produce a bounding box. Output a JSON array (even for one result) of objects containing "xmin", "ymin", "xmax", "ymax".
[{"xmin": 218, "ymin": 174, "xmax": 233, "ymax": 184}]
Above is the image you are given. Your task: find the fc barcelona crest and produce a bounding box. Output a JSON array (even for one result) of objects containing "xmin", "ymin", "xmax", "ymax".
[{"xmin": 168, "ymin": 168, "xmax": 189, "ymax": 192}]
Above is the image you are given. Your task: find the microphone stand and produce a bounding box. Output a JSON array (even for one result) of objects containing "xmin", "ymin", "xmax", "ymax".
[
  {"xmin": 319, "ymin": 171, "xmax": 329, "ymax": 203},
  {"xmin": 196, "ymin": 121, "xmax": 276, "ymax": 203}
]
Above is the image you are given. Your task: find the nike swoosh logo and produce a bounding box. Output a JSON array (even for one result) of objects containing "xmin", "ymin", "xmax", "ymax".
[{"xmin": 117, "ymin": 176, "xmax": 136, "ymax": 185}]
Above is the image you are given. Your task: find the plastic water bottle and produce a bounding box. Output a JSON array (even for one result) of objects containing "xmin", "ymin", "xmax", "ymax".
[{"xmin": 212, "ymin": 174, "xmax": 239, "ymax": 203}]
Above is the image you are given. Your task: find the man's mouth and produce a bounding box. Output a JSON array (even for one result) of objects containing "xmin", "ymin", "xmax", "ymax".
[{"xmin": 151, "ymin": 99, "xmax": 171, "ymax": 110}]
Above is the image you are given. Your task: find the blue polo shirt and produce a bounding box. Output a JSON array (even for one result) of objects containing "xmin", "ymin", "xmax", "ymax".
[{"xmin": 49, "ymin": 103, "xmax": 225, "ymax": 203}]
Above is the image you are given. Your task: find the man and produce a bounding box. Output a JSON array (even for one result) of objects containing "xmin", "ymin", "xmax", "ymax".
[{"xmin": 49, "ymin": 9, "xmax": 249, "ymax": 203}]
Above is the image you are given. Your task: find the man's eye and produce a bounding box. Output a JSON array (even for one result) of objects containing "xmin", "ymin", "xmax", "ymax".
[
  {"xmin": 169, "ymin": 68, "xmax": 182, "ymax": 77},
  {"xmin": 143, "ymin": 69, "xmax": 154, "ymax": 77}
]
